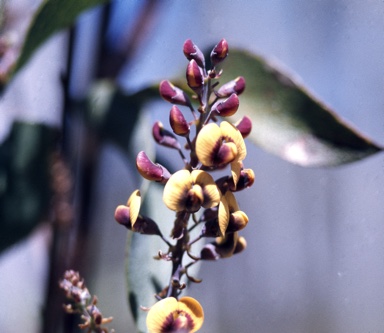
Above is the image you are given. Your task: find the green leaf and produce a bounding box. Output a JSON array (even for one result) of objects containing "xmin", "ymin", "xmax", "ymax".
[
  {"xmin": 87, "ymin": 80, "xmax": 159, "ymax": 156},
  {"xmin": 0, "ymin": 122, "xmax": 56, "ymax": 253},
  {"xmin": 1, "ymin": 0, "xmax": 109, "ymax": 89},
  {"xmin": 220, "ymin": 50, "xmax": 383, "ymax": 167}
]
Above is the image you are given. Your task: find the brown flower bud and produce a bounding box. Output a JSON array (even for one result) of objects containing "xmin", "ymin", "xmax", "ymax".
[
  {"xmin": 114, "ymin": 205, "xmax": 162, "ymax": 236},
  {"xmin": 232, "ymin": 168, "xmax": 255, "ymax": 191},
  {"xmin": 216, "ymin": 76, "xmax": 246, "ymax": 98},
  {"xmin": 136, "ymin": 151, "xmax": 171, "ymax": 183},
  {"xmin": 169, "ymin": 105, "xmax": 190, "ymax": 136},
  {"xmin": 200, "ymin": 232, "xmax": 238, "ymax": 260},
  {"xmin": 234, "ymin": 116, "xmax": 252, "ymax": 138},
  {"xmin": 226, "ymin": 211, "xmax": 248, "ymax": 232},
  {"xmin": 186, "ymin": 59, "xmax": 204, "ymax": 91},
  {"xmin": 183, "ymin": 39, "xmax": 205, "ymax": 68},
  {"xmin": 210, "ymin": 38, "xmax": 229, "ymax": 66},
  {"xmin": 152, "ymin": 121, "xmax": 181, "ymax": 150},
  {"xmin": 211, "ymin": 93, "xmax": 239, "ymax": 117},
  {"xmin": 233, "ymin": 236, "xmax": 247, "ymax": 254},
  {"xmin": 159, "ymin": 80, "xmax": 192, "ymax": 107}
]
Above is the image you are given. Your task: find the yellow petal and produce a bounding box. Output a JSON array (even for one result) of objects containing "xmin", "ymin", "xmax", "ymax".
[
  {"xmin": 127, "ymin": 189, "xmax": 141, "ymax": 226},
  {"xmin": 178, "ymin": 297, "xmax": 204, "ymax": 332},
  {"xmin": 224, "ymin": 190, "xmax": 239, "ymax": 212},
  {"xmin": 195, "ymin": 123, "xmax": 222, "ymax": 166},
  {"xmin": 163, "ymin": 170, "xmax": 192, "ymax": 211},
  {"xmin": 146, "ymin": 297, "xmax": 178, "ymax": 333},
  {"xmin": 220, "ymin": 121, "xmax": 246, "ymax": 161},
  {"xmin": 215, "ymin": 232, "xmax": 239, "ymax": 258},
  {"xmin": 230, "ymin": 160, "xmax": 242, "ymax": 187},
  {"xmin": 218, "ymin": 195, "xmax": 230, "ymax": 236},
  {"xmin": 191, "ymin": 170, "xmax": 220, "ymax": 208}
]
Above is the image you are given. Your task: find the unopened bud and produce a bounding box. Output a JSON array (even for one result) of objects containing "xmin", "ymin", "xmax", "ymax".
[
  {"xmin": 159, "ymin": 80, "xmax": 192, "ymax": 107},
  {"xmin": 234, "ymin": 116, "xmax": 252, "ymax": 138},
  {"xmin": 233, "ymin": 236, "xmax": 247, "ymax": 254},
  {"xmin": 186, "ymin": 59, "xmax": 204, "ymax": 91},
  {"xmin": 227, "ymin": 211, "xmax": 249, "ymax": 232},
  {"xmin": 152, "ymin": 121, "xmax": 181, "ymax": 150},
  {"xmin": 228, "ymin": 168, "xmax": 255, "ymax": 192},
  {"xmin": 210, "ymin": 38, "xmax": 229, "ymax": 66},
  {"xmin": 212, "ymin": 93, "xmax": 239, "ymax": 117},
  {"xmin": 136, "ymin": 151, "xmax": 171, "ymax": 183},
  {"xmin": 183, "ymin": 39, "xmax": 205, "ymax": 68},
  {"xmin": 216, "ymin": 76, "xmax": 246, "ymax": 98},
  {"xmin": 114, "ymin": 205, "xmax": 132, "ymax": 228},
  {"xmin": 200, "ymin": 232, "xmax": 238, "ymax": 260},
  {"xmin": 169, "ymin": 105, "xmax": 190, "ymax": 136}
]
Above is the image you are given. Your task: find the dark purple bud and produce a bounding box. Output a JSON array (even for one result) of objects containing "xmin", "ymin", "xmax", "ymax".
[
  {"xmin": 114, "ymin": 205, "xmax": 132, "ymax": 228},
  {"xmin": 136, "ymin": 151, "xmax": 171, "ymax": 183},
  {"xmin": 159, "ymin": 80, "xmax": 192, "ymax": 107},
  {"xmin": 210, "ymin": 38, "xmax": 229, "ymax": 66},
  {"xmin": 216, "ymin": 76, "xmax": 246, "ymax": 98},
  {"xmin": 186, "ymin": 59, "xmax": 204, "ymax": 91},
  {"xmin": 169, "ymin": 105, "xmax": 190, "ymax": 136},
  {"xmin": 211, "ymin": 93, "xmax": 239, "ymax": 117},
  {"xmin": 200, "ymin": 244, "xmax": 220, "ymax": 260},
  {"xmin": 183, "ymin": 39, "xmax": 205, "ymax": 68},
  {"xmin": 235, "ymin": 116, "xmax": 252, "ymax": 138},
  {"xmin": 152, "ymin": 121, "xmax": 181, "ymax": 150}
]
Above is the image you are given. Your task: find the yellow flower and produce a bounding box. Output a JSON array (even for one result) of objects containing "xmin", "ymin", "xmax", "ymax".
[
  {"xmin": 163, "ymin": 170, "xmax": 220, "ymax": 213},
  {"xmin": 147, "ymin": 297, "xmax": 204, "ymax": 333},
  {"xmin": 196, "ymin": 121, "xmax": 246, "ymax": 186}
]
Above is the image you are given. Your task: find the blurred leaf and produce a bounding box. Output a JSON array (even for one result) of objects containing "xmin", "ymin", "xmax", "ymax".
[
  {"xmin": 0, "ymin": 122, "xmax": 56, "ymax": 253},
  {"xmin": 219, "ymin": 50, "xmax": 383, "ymax": 167},
  {"xmin": 0, "ymin": 0, "xmax": 109, "ymax": 89},
  {"xmin": 87, "ymin": 80, "xmax": 159, "ymax": 159}
]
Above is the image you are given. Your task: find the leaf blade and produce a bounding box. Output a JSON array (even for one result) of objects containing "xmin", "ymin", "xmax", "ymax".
[{"xmin": 220, "ymin": 49, "xmax": 382, "ymax": 167}]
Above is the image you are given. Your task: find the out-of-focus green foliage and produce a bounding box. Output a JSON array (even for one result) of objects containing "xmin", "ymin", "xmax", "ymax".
[
  {"xmin": 0, "ymin": 0, "xmax": 110, "ymax": 90},
  {"xmin": 0, "ymin": 122, "xmax": 56, "ymax": 253}
]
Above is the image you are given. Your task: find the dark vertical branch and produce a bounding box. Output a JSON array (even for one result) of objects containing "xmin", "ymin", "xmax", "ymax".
[{"xmin": 42, "ymin": 25, "xmax": 77, "ymax": 333}]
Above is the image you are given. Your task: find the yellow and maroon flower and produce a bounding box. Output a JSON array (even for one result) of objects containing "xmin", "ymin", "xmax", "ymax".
[
  {"xmin": 146, "ymin": 297, "xmax": 204, "ymax": 333},
  {"xmin": 163, "ymin": 170, "xmax": 220, "ymax": 213},
  {"xmin": 196, "ymin": 121, "xmax": 246, "ymax": 186}
]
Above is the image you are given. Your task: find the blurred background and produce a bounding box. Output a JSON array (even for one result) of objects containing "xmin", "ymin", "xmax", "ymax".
[{"xmin": 0, "ymin": 0, "xmax": 384, "ymax": 332}]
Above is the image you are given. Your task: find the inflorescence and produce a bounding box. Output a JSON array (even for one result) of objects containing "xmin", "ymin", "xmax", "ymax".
[{"xmin": 114, "ymin": 38, "xmax": 255, "ymax": 333}]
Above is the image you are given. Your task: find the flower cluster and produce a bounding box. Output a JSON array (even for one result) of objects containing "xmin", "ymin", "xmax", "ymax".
[
  {"xmin": 114, "ymin": 39, "xmax": 254, "ymax": 333},
  {"xmin": 59, "ymin": 270, "xmax": 114, "ymax": 333}
]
